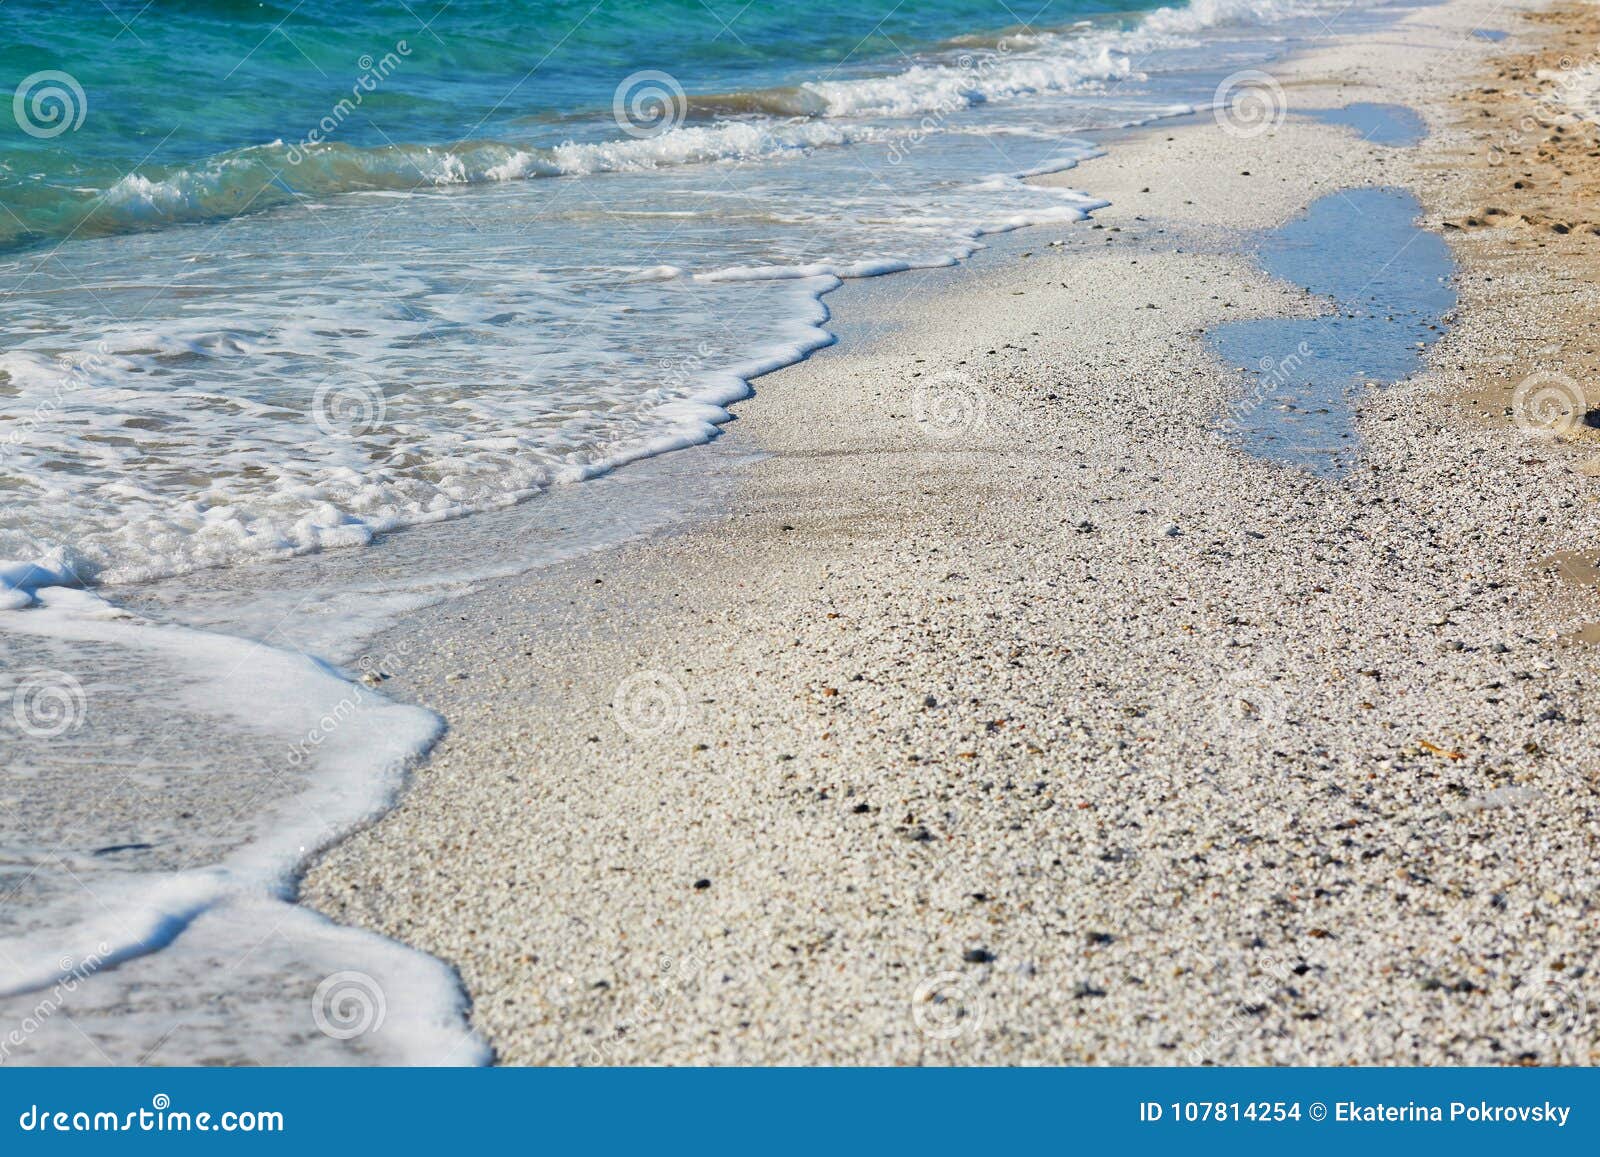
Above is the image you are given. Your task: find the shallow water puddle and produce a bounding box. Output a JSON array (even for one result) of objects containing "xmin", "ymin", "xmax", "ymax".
[
  {"xmin": 1303, "ymin": 102, "xmax": 1427, "ymax": 146},
  {"xmin": 1210, "ymin": 186, "xmax": 1456, "ymax": 475}
]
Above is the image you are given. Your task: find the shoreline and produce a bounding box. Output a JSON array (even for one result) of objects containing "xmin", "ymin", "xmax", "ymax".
[{"xmin": 300, "ymin": 0, "xmax": 1600, "ymax": 1065}]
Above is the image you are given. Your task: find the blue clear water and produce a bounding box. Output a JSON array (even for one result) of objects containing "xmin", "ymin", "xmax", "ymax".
[
  {"xmin": 1211, "ymin": 186, "xmax": 1456, "ymax": 474},
  {"xmin": 1304, "ymin": 102, "xmax": 1427, "ymax": 146}
]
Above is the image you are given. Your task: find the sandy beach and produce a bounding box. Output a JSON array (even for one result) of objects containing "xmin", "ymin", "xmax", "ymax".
[{"xmin": 292, "ymin": 0, "xmax": 1600, "ymax": 1065}]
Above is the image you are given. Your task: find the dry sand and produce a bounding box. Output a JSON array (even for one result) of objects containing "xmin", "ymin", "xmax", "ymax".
[{"xmin": 304, "ymin": 0, "xmax": 1600, "ymax": 1064}]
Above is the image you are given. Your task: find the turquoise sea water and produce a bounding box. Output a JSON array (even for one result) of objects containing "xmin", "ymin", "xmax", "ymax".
[{"xmin": 2, "ymin": 0, "xmax": 1162, "ymax": 248}]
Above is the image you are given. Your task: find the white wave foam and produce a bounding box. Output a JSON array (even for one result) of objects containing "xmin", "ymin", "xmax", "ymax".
[
  {"xmin": 0, "ymin": 586, "xmax": 485, "ymax": 1064},
  {"xmin": 550, "ymin": 119, "xmax": 870, "ymax": 172},
  {"xmin": 805, "ymin": 0, "xmax": 1335, "ymax": 119}
]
